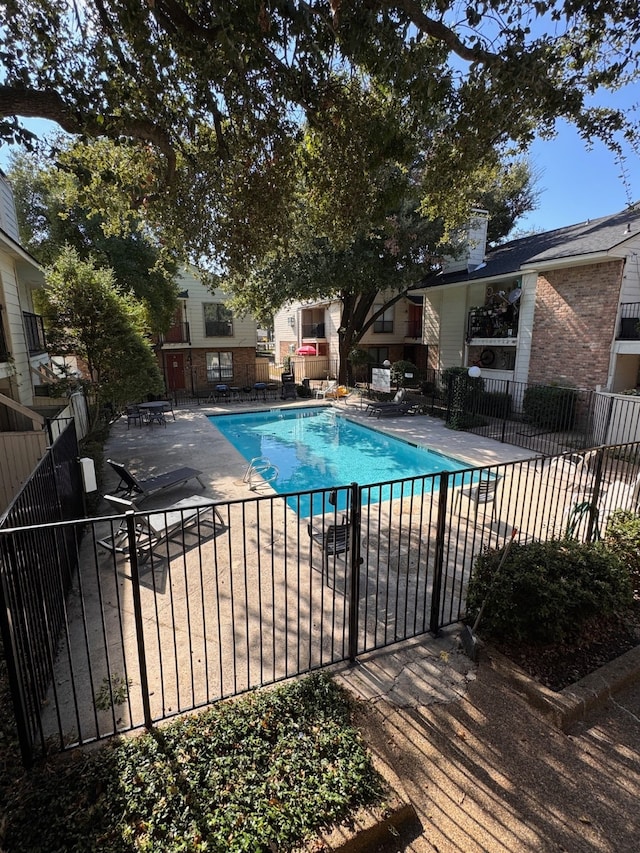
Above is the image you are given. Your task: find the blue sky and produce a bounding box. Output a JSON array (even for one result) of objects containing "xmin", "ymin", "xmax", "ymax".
[{"xmin": 515, "ymin": 84, "xmax": 640, "ymax": 235}]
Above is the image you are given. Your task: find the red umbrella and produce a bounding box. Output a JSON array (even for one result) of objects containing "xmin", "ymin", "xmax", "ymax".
[{"xmin": 296, "ymin": 345, "xmax": 317, "ymax": 355}]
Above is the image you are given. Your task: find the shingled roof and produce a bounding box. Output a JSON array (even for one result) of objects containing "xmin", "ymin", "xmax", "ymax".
[{"xmin": 432, "ymin": 204, "xmax": 640, "ymax": 287}]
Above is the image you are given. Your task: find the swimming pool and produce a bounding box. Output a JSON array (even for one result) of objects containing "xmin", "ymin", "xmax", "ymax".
[{"xmin": 208, "ymin": 406, "xmax": 470, "ymax": 516}]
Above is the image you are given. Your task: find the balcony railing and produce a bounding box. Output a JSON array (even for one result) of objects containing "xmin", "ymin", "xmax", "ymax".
[
  {"xmin": 205, "ymin": 321, "xmax": 233, "ymax": 337},
  {"xmin": 301, "ymin": 323, "xmax": 325, "ymax": 338},
  {"xmin": 618, "ymin": 303, "xmax": 640, "ymax": 340},
  {"xmin": 467, "ymin": 307, "xmax": 518, "ymax": 341},
  {"xmin": 159, "ymin": 322, "xmax": 191, "ymax": 344},
  {"xmin": 23, "ymin": 311, "xmax": 47, "ymax": 355}
]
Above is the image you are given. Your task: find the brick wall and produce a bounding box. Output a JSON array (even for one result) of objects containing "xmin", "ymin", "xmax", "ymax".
[
  {"xmin": 158, "ymin": 346, "xmax": 259, "ymax": 392},
  {"xmin": 528, "ymin": 260, "xmax": 623, "ymax": 388}
]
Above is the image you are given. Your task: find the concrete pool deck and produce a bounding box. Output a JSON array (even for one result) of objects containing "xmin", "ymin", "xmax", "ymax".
[{"xmin": 45, "ymin": 397, "xmax": 571, "ymax": 748}]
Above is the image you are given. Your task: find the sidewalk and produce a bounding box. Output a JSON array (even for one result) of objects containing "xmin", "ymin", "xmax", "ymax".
[{"xmin": 331, "ymin": 633, "xmax": 640, "ymax": 853}]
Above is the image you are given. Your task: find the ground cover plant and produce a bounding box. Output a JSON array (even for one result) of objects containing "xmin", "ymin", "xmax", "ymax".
[
  {"xmin": 466, "ymin": 537, "xmax": 639, "ymax": 691},
  {"xmin": 1, "ymin": 673, "xmax": 385, "ymax": 853}
]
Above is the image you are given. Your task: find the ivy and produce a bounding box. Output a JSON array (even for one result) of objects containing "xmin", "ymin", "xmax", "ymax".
[{"xmin": 4, "ymin": 673, "xmax": 385, "ymax": 853}]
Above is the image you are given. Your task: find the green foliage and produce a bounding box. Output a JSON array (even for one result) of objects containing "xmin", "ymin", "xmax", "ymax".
[
  {"xmin": 37, "ymin": 247, "xmax": 164, "ymax": 409},
  {"xmin": 466, "ymin": 539, "xmax": 633, "ymax": 645},
  {"xmin": 391, "ymin": 360, "xmax": 419, "ymax": 387},
  {"xmin": 95, "ymin": 673, "xmax": 132, "ymax": 713},
  {"xmin": 1, "ymin": 0, "xmax": 636, "ymax": 254},
  {"xmin": 522, "ymin": 384, "xmax": 579, "ymax": 430},
  {"xmin": 443, "ymin": 367, "xmax": 485, "ymax": 430},
  {"xmin": 5, "ymin": 673, "xmax": 384, "ymax": 853},
  {"xmin": 9, "ymin": 148, "xmax": 179, "ymax": 335},
  {"xmin": 604, "ymin": 509, "xmax": 640, "ymax": 595}
]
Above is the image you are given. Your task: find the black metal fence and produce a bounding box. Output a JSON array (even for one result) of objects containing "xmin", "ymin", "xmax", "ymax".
[
  {"xmin": 0, "ymin": 421, "xmax": 84, "ymax": 759},
  {"xmin": 2, "ymin": 436, "xmax": 640, "ymax": 765}
]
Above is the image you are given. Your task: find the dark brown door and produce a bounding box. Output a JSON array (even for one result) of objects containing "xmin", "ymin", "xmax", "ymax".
[{"xmin": 166, "ymin": 353, "xmax": 185, "ymax": 390}]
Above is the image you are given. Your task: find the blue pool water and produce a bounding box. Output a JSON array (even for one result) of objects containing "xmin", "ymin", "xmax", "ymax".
[{"xmin": 208, "ymin": 407, "xmax": 469, "ymax": 516}]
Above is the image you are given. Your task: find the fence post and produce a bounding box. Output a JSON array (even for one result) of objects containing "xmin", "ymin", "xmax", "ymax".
[
  {"xmin": 348, "ymin": 482, "xmax": 362, "ymax": 662},
  {"xmin": 125, "ymin": 512, "xmax": 153, "ymax": 730},
  {"xmin": 430, "ymin": 471, "xmax": 450, "ymax": 635},
  {"xmin": 501, "ymin": 381, "xmax": 510, "ymax": 444}
]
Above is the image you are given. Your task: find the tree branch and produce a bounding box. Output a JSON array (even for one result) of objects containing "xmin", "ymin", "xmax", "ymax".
[
  {"xmin": 0, "ymin": 86, "xmax": 176, "ymax": 182},
  {"xmin": 382, "ymin": 0, "xmax": 501, "ymax": 67}
]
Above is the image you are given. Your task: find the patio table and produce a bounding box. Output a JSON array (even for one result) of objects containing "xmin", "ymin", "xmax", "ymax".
[{"xmin": 138, "ymin": 400, "xmax": 170, "ymax": 426}]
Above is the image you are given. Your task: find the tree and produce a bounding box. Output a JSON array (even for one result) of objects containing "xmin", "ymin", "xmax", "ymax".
[
  {"xmin": 8, "ymin": 148, "xmax": 179, "ymax": 334},
  {"xmin": 36, "ymin": 247, "xmax": 165, "ymax": 413},
  {"xmin": 227, "ymin": 82, "xmax": 538, "ymax": 383},
  {"xmin": 0, "ymin": 0, "xmax": 637, "ymax": 260}
]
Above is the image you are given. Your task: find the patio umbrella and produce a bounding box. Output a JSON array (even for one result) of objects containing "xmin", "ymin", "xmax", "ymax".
[{"xmin": 296, "ymin": 345, "xmax": 317, "ymax": 355}]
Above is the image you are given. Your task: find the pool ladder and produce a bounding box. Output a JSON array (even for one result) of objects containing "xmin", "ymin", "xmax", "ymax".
[{"xmin": 243, "ymin": 456, "xmax": 279, "ymax": 491}]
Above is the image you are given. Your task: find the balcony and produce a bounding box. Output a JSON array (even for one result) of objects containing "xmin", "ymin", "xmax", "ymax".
[
  {"xmin": 23, "ymin": 311, "xmax": 46, "ymax": 355},
  {"xmin": 159, "ymin": 322, "xmax": 191, "ymax": 345},
  {"xmin": 618, "ymin": 303, "xmax": 640, "ymax": 340},
  {"xmin": 301, "ymin": 322, "xmax": 326, "ymax": 339},
  {"xmin": 467, "ymin": 306, "xmax": 519, "ymax": 341}
]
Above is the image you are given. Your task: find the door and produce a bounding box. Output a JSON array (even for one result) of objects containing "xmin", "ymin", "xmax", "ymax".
[{"xmin": 166, "ymin": 353, "xmax": 186, "ymax": 391}]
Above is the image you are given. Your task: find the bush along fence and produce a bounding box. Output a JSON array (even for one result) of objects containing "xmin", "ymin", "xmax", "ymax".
[
  {"xmin": 2, "ymin": 436, "xmax": 640, "ymax": 765},
  {"xmin": 414, "ymin": 370, "xmax": 640, "ymax": 456}
]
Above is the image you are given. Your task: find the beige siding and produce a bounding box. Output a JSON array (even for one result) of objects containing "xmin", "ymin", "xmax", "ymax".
[
  {"xmin": 273, "ymin": 305, "xmax": 298, "ymax": 361},
  {"xmin": 438, "ymin": 288, "xmax": 468, "ymax": 367},
  {"xmin": 176, "ymin": 268, "xmax": 258, "ymax": 349},
  {"xmin": 0, "ymin": 174, "xmax": 20, "ymax": 242},
  {"xmin": 0, "ymin": 431, "xmax": 47, "ymax": 514},
  {"xmin": 616, "ymin": 235, "xmax": 640, "ymax": 303},
  {"xmin": 0, "ymin": 255, "xmax": 33, "ymax": 406}
]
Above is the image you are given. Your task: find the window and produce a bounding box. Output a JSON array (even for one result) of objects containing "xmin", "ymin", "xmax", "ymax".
[
  {"xmin": 373, "ymin": 304, "xmax": 394, "ymax": 333},
  {"xmin": 204, "ymin": 303, "xmax": 233, "ymax": 337},
  {"xmin": 368, "ymin": 347, "xmax": 390, "ymax": 367},
  {"xmin": 206, "ymin": 352, "xmax": 233, "ymax": 381}
]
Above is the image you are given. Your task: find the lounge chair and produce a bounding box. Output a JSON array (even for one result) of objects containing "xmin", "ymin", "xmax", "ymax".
[
  {"xmin": 98, "ymin": 494, "xmax": 223, "ymax": 561},
  {"xmin": 365, "ymin": 388, "xmax": 407, "ymax": 415},
  {"xmin": 542, "ymin": 448, "xmax": 599, "ymax": 490},
  {"xmin": 371, "ymin": 400, "xmax": 416, "ymax": 418},
  {"xmin": 106, "ymin": 458, "xmax": 205, "ymax": 502}
]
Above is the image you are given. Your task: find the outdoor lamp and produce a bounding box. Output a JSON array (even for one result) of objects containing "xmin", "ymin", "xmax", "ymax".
[
  {"xmin": 468, "ymin": 365, "xmax": 481, "ymax": 378},
  {"xmin": 382, "ymin": 360, "xmax": 391, "ymax": 368}
]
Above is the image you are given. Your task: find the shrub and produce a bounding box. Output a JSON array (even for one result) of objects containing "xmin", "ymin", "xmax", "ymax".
[
  {"xmin": 604, "ymin": 509, "xmax": 640, "ymax": 595},
  {"xmin": 442, "ymin": 366, "xmax": 484, "ymax": 430},
  {"xmin": 391, "ymin": 360, "xmax": 419, "ymax": 387},
  {"xmin": 522, "ymin": 384, "xmax": 578, "ymax": 430},
  {"xmin": 466, "ymin": 538, "xmax": 633, "ymax": 645}
]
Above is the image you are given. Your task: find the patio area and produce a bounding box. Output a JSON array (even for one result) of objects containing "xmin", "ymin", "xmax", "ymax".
[{"xmin": 37, "ymin": 397, "xmax": 634, "ymax": 751}]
